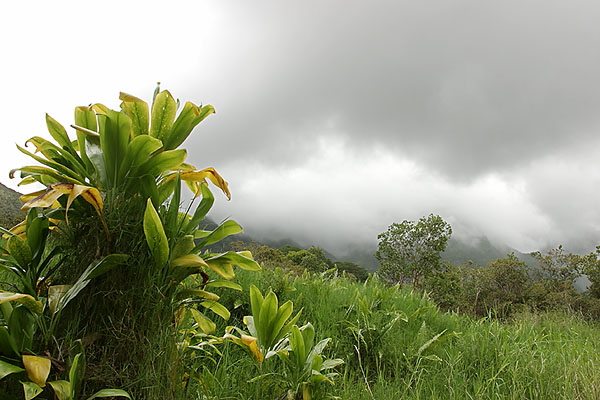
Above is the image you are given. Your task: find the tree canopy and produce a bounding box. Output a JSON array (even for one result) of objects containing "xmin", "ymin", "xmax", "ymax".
[{"xmin": 375, "ymin": 214, "xmax": 452, "ymax": 286}]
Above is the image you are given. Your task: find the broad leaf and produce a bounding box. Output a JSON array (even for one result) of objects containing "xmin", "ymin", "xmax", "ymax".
[
  {"xmin": 86, "ymin": 389, "xmax": 132, "ymax": 399},
  {"xmin": 0, "ymin": 292, "xmax": 43, "ymax": 315},
  {"xmin": 189, "ymin": 308, "xmax": 216, "ymax": 334},
  {"xmin": 164, "ymin": 102, "xmax": 215, "ymax": 150},
  {"xmin": 194, "ymin": 220, "xmax": 243, "ymax": 249},
  {"xmin": 48, "ymin": 380, "xmax": 71, "ymax": 400},
  {"xmin": 150, "ymin": 90, "xmax": 177, "ymax": 141},
  {"xmin": 22, "ymin": 381, "xmax": 43, "ymax": 400},
  {"xmin": 22, "ymin": 355, "xmax": 51, "ymax": 387},
  {"xmin": 143, "ymin": 199, "xmax": 169, "ymax": 267},
  {"xmin": 120, "ymin": 92, "xmax": 149, "ymax": 137},
  {"xmin": 200, "ymin": 300, "xmax": 230, "ymax": 320},
  {"xmin": 0, "ymin": 359, "xmax": 24, "ymax": 380},
  {"xmin": 7, "ymin": 235, "xmax": 32, "ymax": 268}
]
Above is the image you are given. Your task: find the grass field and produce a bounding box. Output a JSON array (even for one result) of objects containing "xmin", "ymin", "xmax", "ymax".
[{"xmin": 184, "ymin": 268, "xmax": 600, "ymax": 399}]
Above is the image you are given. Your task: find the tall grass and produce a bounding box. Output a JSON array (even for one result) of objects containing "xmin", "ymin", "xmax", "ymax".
[{"xmin": 190, "ymin": 267, "xmax": 600, "ymax": 399}]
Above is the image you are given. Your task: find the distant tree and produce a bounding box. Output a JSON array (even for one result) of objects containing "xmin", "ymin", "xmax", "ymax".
[
  {"xmin": 462, "ymin": 254, "xmax": 531, "ymax": 318},
  {"xmin": 531, "ymin": 245, "xmax": 583, "ymax": 284},
  {"xmin": 335, "ymin": 261, "xmax": 369, "ymax": 281},
  {"xmin": 375, "ymin": 214, "xmax": 452, "ymax": 287}
]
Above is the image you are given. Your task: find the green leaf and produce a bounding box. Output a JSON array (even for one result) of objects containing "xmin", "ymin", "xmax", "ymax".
[
  {"xmin": 269, "ymin": 300, "xmax": 294, "ymax": 346},
  {"xmin": 22, "ymin": 381, "xmax": 43, "ymax": 400},
  {"xmin": 120, "ymin": 135, "xmax": 162, "ymax": 180},
  {"xmin": 74, "ymin": 106, "xmax": 98, "ymax": 172},
  {"xmin": 120, "ymin": 92, "xmax": 149, "ymax": 137},
  {"xmin": 249, "ymin": 285, "xmax": 264, "ymax": 329},
  {"xmin": 164, "ymin": 102, "xmax": 215, "ymax": 150},
  {"xmin": 258, "ymin": 291, "xmax": 278, "ymax": 348},
  {"xmin": 186, "ymin": 183, "xmax": 214, "ymax": 231},
  {"xmin": 175, "ymin": 289, "xmax": 219, "ymax": 302},
  {"xmin": 205, "ymin": 280, "xmax": 242, "ymax": 291},
  {"xmin": 0, "ymin": 359, "xmax": 24, "ymax": 380},
  {"xmin": 86, "ymin": 388, "xmax": 131, "ymax": 399},
  {"xmin": 189, "ymin": 308, "xmax": 216, "ymax": 334},
  {"xmin": 150, "ymin": 90, "xmax": 177, "ymax": 141},
  {"xmin": 143, "ymin": 198, "xmax": 169, "ymax": 267},
  {"xmin": 46, "ymin": 114, "xmax": 72, "ymax": 150},
  {"xmin": 9, "ymin": 305, "xmax": 36, "ymax": 352},
  {"xmin": 171, "ymin": 235, "xmax": 195, "ymax": 259},
  {"xmin": 69, "ymin": 351, "xmax": 85, "ymax": 398},
  {"xmin": 98, "ymin": 110, "xmax": 130, "ymax": 188},
  {"xmin": 48, "ymin": 380, "xmax": 71, "ymax": 400},
  {"xmin": 194, "ymin": 220, "xmax": 243, "ymax": 249},
  {"xmin": 7, "ymin": 235, "xmax": 32, "ymax": 268},
  {"xmin": 165, "ymin": 174, "xmax": 181, "ymax": 239},
  {"xmin": 0, "ymin": 326, "xmax": 19, "ymax": 356},
  {"xmin": 200, "ymin": 300, "xmax": 230, "ymax": 320},
  {"xmin": 203, "ymin": 251, "xmax": 261, "ymax": 273},
  {"xmin": 137, "ymin": 149, "xmax": 186, "ymax": 177},
  {"xmin": 290, "ymin": 325, "xmax": 306, "ymax": 370}
]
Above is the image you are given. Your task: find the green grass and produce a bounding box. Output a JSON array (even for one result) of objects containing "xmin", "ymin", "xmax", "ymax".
[{"xmin": 186, "ymin": 268, "xmax": 600, "ymax": 399}]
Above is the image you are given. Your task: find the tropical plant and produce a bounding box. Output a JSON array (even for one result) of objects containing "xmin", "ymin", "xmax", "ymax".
[
  {"xmin": 225, "ymin": 284, "xmax": 302, "ymax": 365},
  {"xmin": 278, "ymin": 322, "xmax": 344, "ymax": 400},
  {"xmin": 8, "ymin": 86, "xmax": 259, "ymax": 398}
]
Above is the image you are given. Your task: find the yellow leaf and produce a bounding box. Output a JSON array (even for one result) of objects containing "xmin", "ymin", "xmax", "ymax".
[
  {"xmin": 21, "ymin": 189, "xmax": 62, "ymax": 211},
  {"xmin": 165, "ymin": 168, "xmax": 230, "ymax": 200},
  {"xmin": 22, "ymin": 355, "xmax": 51, "ymax": 388},
  {"xmin": 241, "ymin": 334, "xmax": 264, "ymax": 364}
]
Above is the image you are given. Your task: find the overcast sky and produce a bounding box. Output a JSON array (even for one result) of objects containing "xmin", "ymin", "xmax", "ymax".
[{"xmin": 2, "ymin": 0, "xmax": 600, "ymax": 257}]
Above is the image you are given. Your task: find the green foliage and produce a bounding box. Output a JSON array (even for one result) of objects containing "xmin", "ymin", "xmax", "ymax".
[
  {"xmin": 376, "ymin": 214, "xmax": 452, "ymax": 287},
  {"xmin": 4, "ymin": 87, "xmax": 258, "ymax": 399}
]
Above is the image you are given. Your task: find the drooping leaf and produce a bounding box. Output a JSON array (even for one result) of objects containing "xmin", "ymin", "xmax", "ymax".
[
  {"xmin": 0, "ymin": 292, "xmax": 43, "ymax": 315},
  {"xmin": 170, "ymin": 168, "xmax": 230, "ymax": 200},
  {"xmin": 22, "ymin": 355, "xmax": 51, "ymax": 387},
  {"xmin": 143, "ymin": 198, "xmax": 169, "ymax": 267},
  {"xmin": 20, "ymin": 188, "xmax": 63, "ymax": 212}
]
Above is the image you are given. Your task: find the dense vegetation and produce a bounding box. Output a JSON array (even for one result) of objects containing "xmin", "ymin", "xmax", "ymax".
[{"xmin": 1, "ymin": 89, "xmax": 600, "ymax": 399}]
